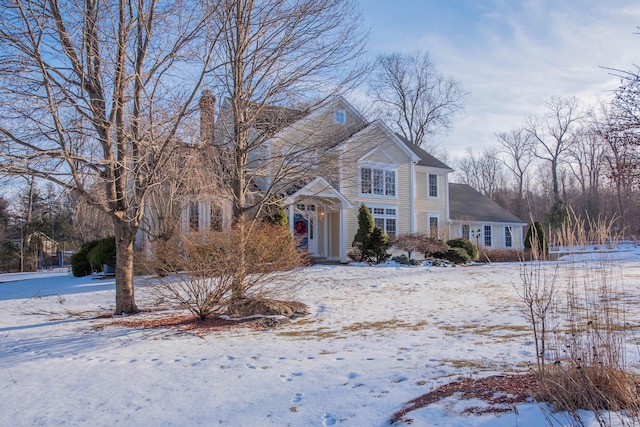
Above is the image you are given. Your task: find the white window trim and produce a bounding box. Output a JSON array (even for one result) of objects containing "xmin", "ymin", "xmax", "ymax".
[
  {"xmin": 504, "ymin": 226, "xmax": 514, "ymax": 248},
  {"xmin": 484, "ymin": 225, "xmax": 493, "ymax": 247},
  {"xmin": 427, "ymin": 213, "xmax": 440, "ymax": 238},
  {"xmin": 358, "ymin": 163, "xmax": 398, "ymax": 200},
  {"xmin": 427, "ymin": 173, "xmax": 439, "ymax": 199},
  {"xmin": 367, "ymin": 203, "xmax": 398, "ymax": 237}
]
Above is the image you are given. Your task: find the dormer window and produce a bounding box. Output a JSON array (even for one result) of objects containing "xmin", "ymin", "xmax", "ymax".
[{"xmin": 334, "ymin": 109, "xmax": 346, "ymax": 124}]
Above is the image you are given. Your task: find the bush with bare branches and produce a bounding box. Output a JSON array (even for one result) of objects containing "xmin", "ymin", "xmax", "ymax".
[{"xmin": 149, "ymin": 222, "xmax": 306, "ymax": 320}]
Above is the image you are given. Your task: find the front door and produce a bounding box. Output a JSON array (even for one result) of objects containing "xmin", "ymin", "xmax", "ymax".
[{"xmin": 293, "ymin": 204, "xmax": 318, "ymax": 255}]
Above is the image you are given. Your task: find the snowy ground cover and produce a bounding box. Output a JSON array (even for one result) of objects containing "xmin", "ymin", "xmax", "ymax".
[{"xmin": 2, "ymin": 247, "xmax": 640, "ymax": 426}]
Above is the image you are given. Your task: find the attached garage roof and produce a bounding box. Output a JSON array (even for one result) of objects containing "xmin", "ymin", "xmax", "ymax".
[{"xmin": 449, "ymin": 183, "xmax": 526, "ymax": 224}]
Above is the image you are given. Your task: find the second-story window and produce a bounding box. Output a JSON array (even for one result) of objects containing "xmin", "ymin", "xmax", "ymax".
[
  {"xmin": 360, "ymin": 167, "xmax": 396, "ymax": 197},
  {"xmin": 428, "ymin": 174, "xmax": 439, "ymax": 198}
]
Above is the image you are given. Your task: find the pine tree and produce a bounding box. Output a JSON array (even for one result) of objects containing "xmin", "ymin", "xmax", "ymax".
[
  {"xmin": 369, "ymin": 226, "xmax": 391, "ymax": 264},
  {"xmin": 525, "ymin": 221, "xmax": 548, "ymax": 259},
  {"xmin": 352, "ymin": 204, "xmax": 375, "ymax": 261},
  {"xmin": 263, "ymin": 195, "xmax": 288, "ymax": 227}
]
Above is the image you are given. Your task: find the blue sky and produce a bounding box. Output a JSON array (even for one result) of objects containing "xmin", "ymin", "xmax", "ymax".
[{"xmin": 358, "ymin": 0, "xmax": 640, "ymax": 157}]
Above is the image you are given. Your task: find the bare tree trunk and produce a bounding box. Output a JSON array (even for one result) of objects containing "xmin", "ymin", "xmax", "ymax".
[{"xmin": 113, "ymin": 218, "xmax": 137, "ymax": 314}]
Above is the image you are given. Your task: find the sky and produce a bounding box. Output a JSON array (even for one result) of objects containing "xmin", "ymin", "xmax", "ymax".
[{"xmin": 358, "ymin": 0, "xmax": 640, "ymax": 158}]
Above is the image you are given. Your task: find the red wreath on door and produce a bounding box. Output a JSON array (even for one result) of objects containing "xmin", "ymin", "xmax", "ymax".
[{"xmin": 294, "ymin": 220, "xmax": 307, "ymax": 235}]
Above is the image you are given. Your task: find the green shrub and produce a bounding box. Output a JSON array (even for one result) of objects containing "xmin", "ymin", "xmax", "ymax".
[
  {"xmin": 525, "ymin": 221, "xmax": 548, "ymax": 258},
  {"xmin": 369, "ymin": 226, "xmax": 391, "ymax": 264},
  {"xmin": 71, "ymin": 237, "xmax": 116, "ymax": 277},
  {"xmin": 352, "ymin": 204, "xmax": 375, "ymax": 262},
  {"xmin": 446, "ymin": 238, "xmax": 478, "ymax": 261},
  {"xmin": 87, "ymin": 236, "xmax": 116, "ymax": 270},
  {"xmin": 71, "ymin": 240, "xmax": 100, "ymax": 277},
  {"xmin": 435, "ymin": 247, "xmax": 471, "ymax": 264}
]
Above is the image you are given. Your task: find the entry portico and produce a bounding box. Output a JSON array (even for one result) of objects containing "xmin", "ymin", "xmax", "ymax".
[{"xmin": 283, "ymin": 177, "xmax": 353, "ymax": 263}]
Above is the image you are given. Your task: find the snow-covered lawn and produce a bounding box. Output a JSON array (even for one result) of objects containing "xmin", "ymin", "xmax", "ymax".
[{"xmin": 2, "ymin": 249, "xmax": 640, "ymax": 426}]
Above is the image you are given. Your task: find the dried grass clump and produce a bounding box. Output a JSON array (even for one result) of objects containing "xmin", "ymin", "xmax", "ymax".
[
  {"xmin": 517, "ymin": 212, "xmax": 640, "ymax": 424},
  {"xmin": 479, "ymin": 248, "xmax": 526, "ymax": 263},
  {"xmin": 538, "ymin": 364, "xmax": 639, "ymax": 413}
]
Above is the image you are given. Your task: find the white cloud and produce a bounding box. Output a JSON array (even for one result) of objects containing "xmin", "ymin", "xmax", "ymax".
[{"xmin": 360, "ymin": 0, "xmax": 640, "ymax": 157}]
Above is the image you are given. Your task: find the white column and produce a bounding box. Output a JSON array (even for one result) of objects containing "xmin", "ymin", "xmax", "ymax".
[
  {"xmin": 340, "ymin": 207, "xmax": 347, "ymax": 263},
  {"xmin": 288, "ymin": 205, "xmax": 295, "ymax": 237}
]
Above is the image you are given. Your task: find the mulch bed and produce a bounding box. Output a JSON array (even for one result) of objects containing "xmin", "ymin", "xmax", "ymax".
[
  {"xmin": 390, "ymin": 373, "xmax": 539, "ymax": 424},
  {"xmin": 92, "ymin": 309, "xmax": 289, "ymax": 335}
]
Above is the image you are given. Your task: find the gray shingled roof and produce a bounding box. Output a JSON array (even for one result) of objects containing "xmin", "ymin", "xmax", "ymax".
[
  {"xmin": 395, "ymin": 134, "xmax": 453, "ymax": 170},
  {"xmin": 449, "ymin": 183, "xmax": 526, "ymax": 224}
]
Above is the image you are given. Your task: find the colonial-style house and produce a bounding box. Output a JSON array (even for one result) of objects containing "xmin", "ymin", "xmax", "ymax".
[{"xmin": 153, "ymin": 94, "xmax": 526, "ymax": 262}]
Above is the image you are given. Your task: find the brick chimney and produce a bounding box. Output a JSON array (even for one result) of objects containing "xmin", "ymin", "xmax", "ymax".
[{"xmin": 199, "ymin": 90, "xmax": 216, "ymax": 145}]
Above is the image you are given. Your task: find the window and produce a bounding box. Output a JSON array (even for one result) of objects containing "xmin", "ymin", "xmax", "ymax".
[
  {"xmin": 370, "ymin": 206, "xmax": 397, "ymax": 237},
  {"xmin": 462, "ymin": 224, "xmax": 470, "ymax": 240},
  {"xmin": 334, "ymin": 109, "xmax": 346, "ymax": 124},
  {"xmin": 428, "ymin": 174, "xmax": 439, "ymax": 198},
  {"xmin": 428, "ymin": 214, "xmax": 439, "ymax": 238},
  {"xmin": 189, "ymin": 202, "xmax": 199, "ymax": 232},
  {"xmin": 484, "ymin": 225, "xmax": 492, "ymax": 247},
  {"xmin": 210, "ymin": 205, "xmax": 223, "ymax": 232},
  {"xmin": 385, "ymin": 171, "xmax": 396, "ymax": 196},
  {"xmin": 504, "ymin": 226, "xmax": 513, "ymax": 248},
  {"xmin": 359, "ymin": 167, "xmax": 396, "ymax": 197},
  {"xmin": 360, "ymin": 167, "xmax": 372, "ymax": 194}
]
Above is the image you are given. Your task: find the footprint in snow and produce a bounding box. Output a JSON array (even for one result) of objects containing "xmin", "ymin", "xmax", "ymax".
[
  {"xmin": 291, "ymin": 392, "xmax": 302, "ymax": 403},
  {"xmin": 279, "ymin": 374, "xmax": 292, "ymax": 382},
  {"xmin": 245, "ymin": 363, "xmax": 256, "ymax": 369},
  {"xmin": 322, "ymin": 412, "xmax": 336, "ymax": 426}
]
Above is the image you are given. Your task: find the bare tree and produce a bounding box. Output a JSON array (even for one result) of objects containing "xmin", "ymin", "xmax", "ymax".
[
  {"xmin": 368, "ymin": 50, "xmax": 468, "ymax": 149},
  {"xmin": 0, "ymin": 0, "xmax": 222, "ymax": 313},
  {"xmin": 597, "ymin": 105, "xmax": 640, "ymax": 224},
  {"xmin": 566, "ymin": 127, "xmax": 607, "ymax": 217},
  {"xmin": 211, "ymin": 0, "xmax": 367, "ymax": 300},
  {"xmin": 455, "ymin": 147, "xmax": 505, "ymax": 198},
  {"xmin": 526, "ymin": 96, "xmax": 590, "ymax": 200},
  {"xmin": 495, "ymin": 127, "xmax": 535, "ymax": 216}
]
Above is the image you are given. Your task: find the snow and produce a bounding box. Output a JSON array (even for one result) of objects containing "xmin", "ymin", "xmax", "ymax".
[{"xmin": 1, "ymin": 247, "xmax": 640, "ymax": 426}]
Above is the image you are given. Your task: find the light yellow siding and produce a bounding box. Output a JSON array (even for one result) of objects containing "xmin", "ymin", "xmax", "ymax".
[
  {"xmin": 414, "ymin": 169, "xmax": 448, "ymax": 236},
  {"xmin": 340, "ymin": 123, "xmax": 414, "ymax": 249}
]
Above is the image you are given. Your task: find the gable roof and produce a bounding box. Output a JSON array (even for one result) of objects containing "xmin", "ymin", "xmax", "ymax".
[
  {"xmin": 283, "ymin": 177, "xmax": 353, "ymax": 209},
  {"xmin": 340, "ymin": 120, "xmax": 421, "ymax": 163},
  {"xmin": 218, "ymin": 97, "xmax": 304, "ymax": 138},
  {"xmin": 449, "ymin": 183, "xmax": 526, "ymax": 224},
  {"xmin": 395, "ymin": 134, "xmax": 453, "ymax": 171}
]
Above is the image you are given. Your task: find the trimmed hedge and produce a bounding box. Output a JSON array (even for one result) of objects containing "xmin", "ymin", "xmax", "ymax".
[
  {"xmin": 435, "ymin": 247, "xmax": 471, "ymax": 264},
  {"xmin": 446, "ymin": 238, "xmax": 479, "ymax": 261}
]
